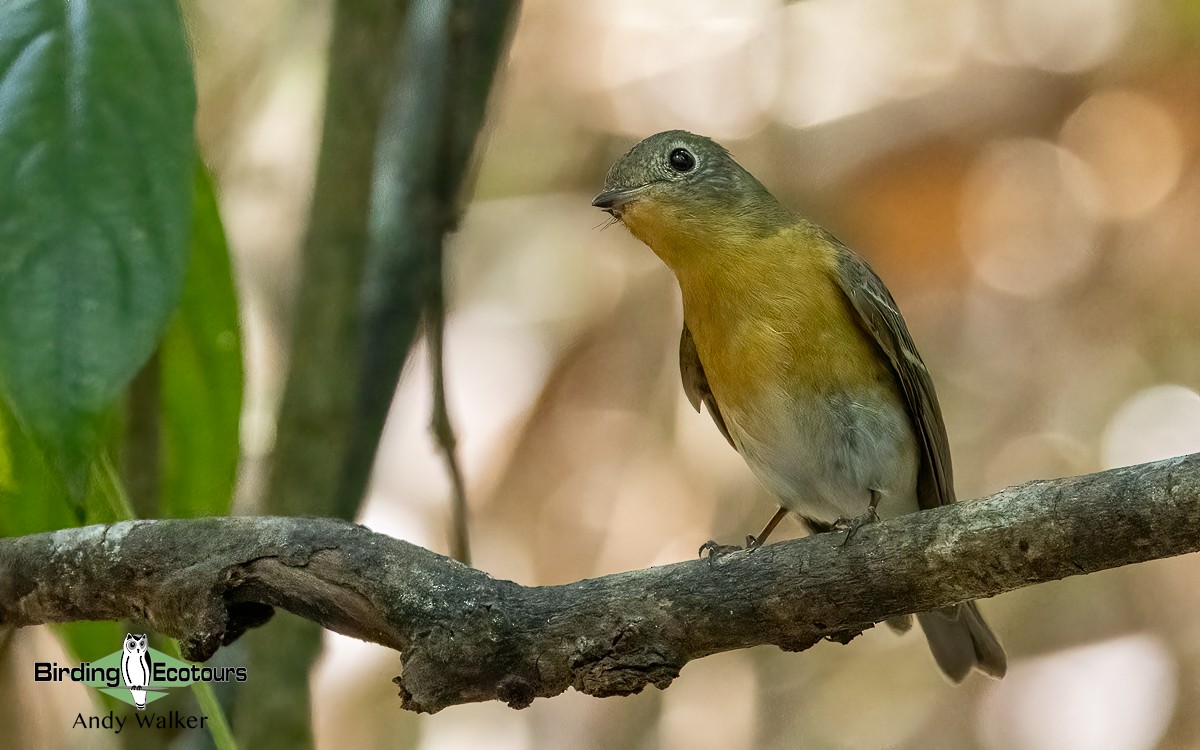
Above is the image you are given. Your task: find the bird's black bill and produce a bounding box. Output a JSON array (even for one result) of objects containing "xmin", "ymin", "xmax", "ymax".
[{"xmin": 591, "ymin": 186, "xmax": 646, "ymax": 212}]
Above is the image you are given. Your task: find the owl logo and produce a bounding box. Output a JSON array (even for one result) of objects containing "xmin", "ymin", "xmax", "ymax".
[{"xmin": 120, "ymin": 633, "xmax": 152, "ymax": 710}]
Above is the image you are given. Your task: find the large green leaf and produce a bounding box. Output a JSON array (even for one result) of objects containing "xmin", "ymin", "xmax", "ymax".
[
  {"xmin": 0, "ymin": 0, "xmax": 196, "ymax": 482},
  {"xmin": 159, "ymin": 164, "xmax": 243, "ymax": 517}
]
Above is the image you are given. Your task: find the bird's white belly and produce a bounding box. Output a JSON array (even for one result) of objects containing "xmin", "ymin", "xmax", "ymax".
[{"xmin": 724, "ymin": 386, "xmax": 920, "ymax": 524}]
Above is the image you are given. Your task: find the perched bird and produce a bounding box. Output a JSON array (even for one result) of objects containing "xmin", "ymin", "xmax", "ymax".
[{"xmin": 592, "ymin": 130, "xmax": 1006, "ymax": 682}]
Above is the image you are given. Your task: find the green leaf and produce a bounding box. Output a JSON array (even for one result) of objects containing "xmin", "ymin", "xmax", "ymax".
[
  {"xmin": 0, "ymin": 400, "xmax": 128, "ymax": 536},
  {"xmin": 0, "ymin": 0, "xmax": 197, "ymax": 484},
  {"xmin": 159, "ymin": 164, "xmax": 243, "ymax": 517},
  {"xmin": 0, "ymin": 400, "xmax": 72, "ymax": 535}
]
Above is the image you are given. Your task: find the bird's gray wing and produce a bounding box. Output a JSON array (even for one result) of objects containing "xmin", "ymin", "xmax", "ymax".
[
  {"xmin": 831, "ymin": 243, "xmax": 955, "ymax": 509},
  {"xmin": 679, "ymin": 324, "xmax": 735, "ymax": 449},
  {"xmin": 833, "ymin": 244, "xmax": 1008, "ymax": 680}
]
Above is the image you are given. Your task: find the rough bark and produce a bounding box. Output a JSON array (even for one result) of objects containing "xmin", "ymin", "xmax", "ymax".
[{"xmin": 3, "ymin": 453, "xmax": 1198, "ymax": 714}]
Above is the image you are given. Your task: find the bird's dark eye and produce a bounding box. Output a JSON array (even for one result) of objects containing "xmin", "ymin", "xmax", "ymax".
[{"xmin": 669, "ymin": 148, "xmax": 695, "ymax": 173}]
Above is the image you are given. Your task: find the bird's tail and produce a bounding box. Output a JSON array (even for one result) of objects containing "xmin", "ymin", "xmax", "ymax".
[{"xmin": 915, "ymin": 601, "xmax": 1007, "ymax": 682}]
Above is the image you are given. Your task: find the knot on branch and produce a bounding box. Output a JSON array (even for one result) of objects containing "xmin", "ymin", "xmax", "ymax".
[{"xmin": 568, "ymin": 618, "xmax": 681, "ymax": 698}]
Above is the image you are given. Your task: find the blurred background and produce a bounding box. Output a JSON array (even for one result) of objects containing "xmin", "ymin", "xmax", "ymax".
[{"xmin": 14, "ymin": 0, "xmax": 1200, "ymax": 747}]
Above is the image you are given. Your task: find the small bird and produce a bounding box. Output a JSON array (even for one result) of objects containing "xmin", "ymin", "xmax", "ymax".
[{"xmin": 592, "ymin": 130, "xmax": 1006, "ymax": 682}]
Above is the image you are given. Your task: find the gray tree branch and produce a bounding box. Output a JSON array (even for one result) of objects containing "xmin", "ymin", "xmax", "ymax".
[{"xmin": 2, "ymin": 453, "xmax": 1198, "ymax": 714}]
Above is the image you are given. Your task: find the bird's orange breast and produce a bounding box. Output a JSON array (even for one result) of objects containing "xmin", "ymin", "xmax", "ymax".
[{"xmin": 673, "ymin": 226, "xmax": 894, "ymax": 434}]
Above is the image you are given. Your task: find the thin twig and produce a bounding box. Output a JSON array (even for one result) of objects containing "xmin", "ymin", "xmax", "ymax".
[{"xmin": 427, "ymin": 298, "xmax": 471, "ymax": 565}]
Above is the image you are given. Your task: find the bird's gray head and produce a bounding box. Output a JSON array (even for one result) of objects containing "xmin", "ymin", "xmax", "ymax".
[
  {"xmin": 592, "ymin": 130, "xmax": 746, "ymax": 218},
  {"xmin": 591, "ymin": 131, "xmax": 791, "ymax": 260}
]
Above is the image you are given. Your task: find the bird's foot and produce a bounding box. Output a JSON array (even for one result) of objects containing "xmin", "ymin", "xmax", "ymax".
[
  {"xmin": 832, "ymin": 506, "xmax": 880, "ymax": 546},
  {"xmin": 698, "ymin": 535, "xmax": 767, "ymax": 562},
  {"xmin": 698, "ymin": 540, "xmax": 743, "ymax": 559}
]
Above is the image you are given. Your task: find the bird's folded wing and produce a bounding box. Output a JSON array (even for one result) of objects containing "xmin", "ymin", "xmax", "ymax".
[
  {"xmin": 831, "ymin": 243, "xmax": 956, "ymax": 509},
  {"xmin": 680, "ymin": 324, "xmax": 735, "ymax": 449}
]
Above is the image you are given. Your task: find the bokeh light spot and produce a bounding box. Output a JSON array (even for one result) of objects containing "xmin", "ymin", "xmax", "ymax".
[
  {"xmin": 1102, "ymin": 384, "xmax": 1200, "ymax": 469},
  {"xmin": 979, "ymin": 634, "xmax": 1177, "ymax": 750},
  {"xmin": 999, "ymin": 0, "xmax": 1135, "ymax": 72},
  {"xmin": 1060, "ymin": 90, "xmax": 1185, "ymax": 221},
  {"xmin": 960, "ymin": 139, "xmax": 1100, "ymax": 297}
]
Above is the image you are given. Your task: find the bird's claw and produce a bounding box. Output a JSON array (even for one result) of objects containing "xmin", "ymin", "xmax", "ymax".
[
  {"xmin": 698, "ymin": 539, "xmax": 744, "ymax": 560},
  {"xmin": 833, "ymin": 506, "xmax": 880, "ymax": 546},
  {"xmin": 699, "ymin": 535, "xmax": 768, "ymax": 563}
]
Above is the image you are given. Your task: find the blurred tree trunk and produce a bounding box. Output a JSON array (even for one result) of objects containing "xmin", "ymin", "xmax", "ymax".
[
  {"xmin": 235, "ymin": 1, "xmax": 409, "ymax": 746},
  {"xmin": 237, "ymin": 0, "xmax": 517, "ymax": 746},
  {"xmin": 338, "ymin": 0, "xmax": 519, "ymax": 557}
]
